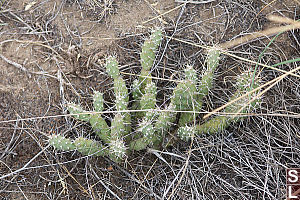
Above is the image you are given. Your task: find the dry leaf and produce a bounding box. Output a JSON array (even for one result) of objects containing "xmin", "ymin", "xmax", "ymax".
[{"xmin": 25, "ymin": 1, "xmax": 37, "ymax": 11}]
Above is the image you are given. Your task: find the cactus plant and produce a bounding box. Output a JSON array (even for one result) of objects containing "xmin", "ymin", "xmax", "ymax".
[{"xmin": 49, "ymin": 29, "xmax": 261, "ymax": 162}]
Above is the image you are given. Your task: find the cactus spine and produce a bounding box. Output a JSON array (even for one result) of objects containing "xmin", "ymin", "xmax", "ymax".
[{"xmin": 49, "ymin": 30, "xmax": 261, "ymax": 161}]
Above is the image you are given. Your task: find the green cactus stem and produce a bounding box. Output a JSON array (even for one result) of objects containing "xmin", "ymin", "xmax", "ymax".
[
  {"xmin": 132, "ymin": 79, "xmax": 142, "ymax": 100},
  {"xmin": 178, "ymin": 110, "xmax": 197, "ymax": 127},
  {"xmin": 109, "ymin": 138, "xmax": 127, "ymax": 162},
  {"xmin": 130, "ymin": 114, "xmax": 162, "ymax": 150},
  {"xmin": 104, "ymin": 56, "xmax": 131, "ymax": 135},
  {"xmin": 131, "ymin": 29, "xmax": 162, "ymax": 131},
  {"xmin": 140, "ymin": 81, "xmax": 157, "ymax": 118},
  {"xmin": 109, "ymin": 113, "xmax": 128, "ymax": 161},
  {"xmin": 154, "ymin": 65, "xmax": 199, "ymax": 135},
  {"xmin": 197, "ymin": 48, "xmax": 221, "ymax": 101},
  {"xmin": 115, "ymin": 78, "xmax": 131, "ymax": 135},
  {"xmin": 154, "ymin": 103, "xmax": 177, "ymax": 137},
  {"xmin": 67, "ymin": 100, "xmax": 111, "ymax": 143},
  {"xmin": 114, "ymin": 77, "xmax": 129, "ymax": 105},
  {"xmin": 49, "ymin": 135, "xmax": 76, "ymax": 151},
  {"xmin": 193, "ymin": 101, "xmax": 247, "ymax": 136},
  {"xmin": 177, "ymin": 125, "xmax": 196, "ymax": 141},
  {"xmin": 129, "ymin": 137, "xmax": 149, "ymax": 151},
  {"xmin": 138, "ymin": 28, "xmax": 163, "ymax": 96},
  {"xmin": 185, "ymin": 65, "xmax": 198, "ymax": 84},
  {"xmin": 93, "ymin": 91, "xmax": 104, "ymax": 112},
  {"xmin": 177, "ymin": 65, "xmax": 199, "ymax": 125},
  {"xmin": 139, "ymin": 119, "xmax": 155, "ymax": 138},
  {"xmin": 74, "ymin": 137, "xmax": 108, "ymax": 156},
  {"xmin": 178, "ymin": 48, "xmax": 221, "ymax": 126},
  {"xmin": 105, "ymin": 56, "xmax": 119, "ymax": 79},
  {"xmin": 89, "ymin": 114, "xmax": 110, "ymax": 143},
  {"xmin": 172, "ymin": 67, "xmax": 198, "ymax": 111},
  {"xmin": 195, "ymin": 116, "xmax": 228, "ymax": 136},
  {"xmin": 131, "ymin": 81, "xmax": 159, "ymax": 150},
  {"xmin": 177, "ymin": 70, "xmax": 260, "ymax": 140},
  {"xmin": 67, "ymin": 103, "xmax": 90, "ymax": 122},
  {"xmin": 133, "ymin": 117, "xmax": 159, "ymax": 150},
  {"xmin": 200, "ymin": 71, "xmax": 259, "ymax": 136},
  {"xmin": 105, "ymin": 57, "xmax": 129, "ymax": 110},
  {"xmin": 111, "ymin": 113, "xmax": 126, "ymax": 138},
  {"xmin": 49, "ymin": 28, "xmax": 262, "ymax": 162},
  {"xmin": 89, "ymin": 91, "xmax": 111, "ymax": 143},
  {"xmin": 141, "ymin": 28, "xmax": 163, "ymax": 71},
  {"xmin": 49, "ymin": 135, "xmax": 108, "ymax": 156}
]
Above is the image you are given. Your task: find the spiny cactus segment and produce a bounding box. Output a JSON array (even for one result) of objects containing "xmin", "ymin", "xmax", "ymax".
[
  {"xmin": 67, "ymin": 103, "xmax": 90, "ymax": 121},
  {"xmin": 138, "ymin": 28, "xmax": 163, "ymax": 95},
  {"xmin": 105, "ymin": 56, "xmax": 119, "ymax": 79},
  {"xmin": 178, "ymin": 48, "xmax": 221, "ymax": 126},
  {"xmin": 93, "ymin": 91, "xmax": 104, "ymax": 112},
  {"xmin": 131, "ymin": 28, "xmax": 162, "ymax": 123},
  {"xmin": 104, "ymin": 56, "xmax": 131, "ymax": 136},
  {"xmin": 178, "ymin": 70, "xmax": 261, "ymax": 141},
  {"xmin": 177, "ymin": 125, "xmax": 195, "ymax": 141},
  {"xmin": 114, "ymin": 77, "xmax": 129, "ymax": 106},
  {"xmin": 89, "ymin": 113, "xmax": 110, "ymax": 143},
  {"xmin": 175, "ymin": 65, "xmax": 198, "ymax": 125},
  {"xmin": 109, "ymin": 138, "xmax": 127, "ymax": 161},
  {"xmin": 111, "ymin": 113, "xmax": 125, "ymax": 138},
  {"xmin": 49, "ymin": 135, "xmax": 76, "ymax": 151},
  {"xmin": 154, "ymin": 103, "xmax": 177, "ymax": 135},
  {"xmin": 132, "ymin": 79, "xmax": 142, "ymax": 100},
  {"xmin": 49, "ymin": 135, "xmax": 107, "ymax": 156},
  {"xmin": 74, "ymin": 137, "xmax": 107, "ymax": 156},
  {"xmin": 141, "ymin": 28, "xmax": 162, "ymax": 71},
  {"xmin": 49, "ymin": 31, "xmax": 261, "ymax": 162},
  {"xmin": 140, "ymin": 81, "xmax": 157, "ymax": 115},
  {"xmin": 198, "ymin": 48, "xmax": 221, "ymax": 97}
]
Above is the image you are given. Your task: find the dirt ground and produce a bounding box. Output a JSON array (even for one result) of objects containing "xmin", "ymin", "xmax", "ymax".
[{"xmin": 0, "ymin": 0, "xmax": 300, "ymax": 199}]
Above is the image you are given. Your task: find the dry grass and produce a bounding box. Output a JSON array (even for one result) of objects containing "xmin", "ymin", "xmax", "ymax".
[{"xmin": 0, "ymin": 0, "xmax": 300, "ymax": 199}]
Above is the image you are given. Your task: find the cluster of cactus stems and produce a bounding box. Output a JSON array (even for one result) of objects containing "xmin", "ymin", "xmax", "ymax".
[{"xmin": 49, "ymin": 28, "xmax": 261, "ymax": 162}]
